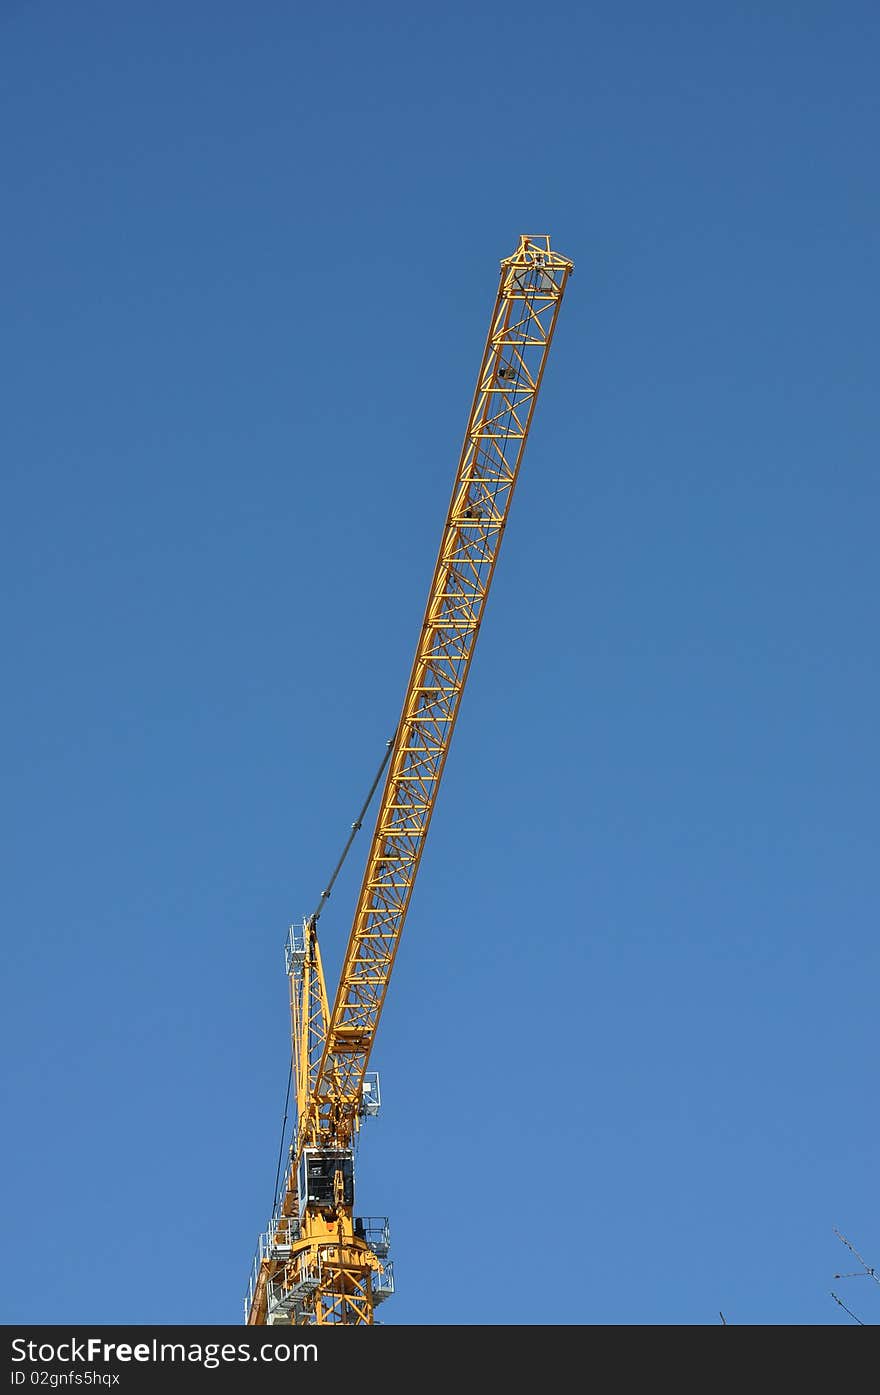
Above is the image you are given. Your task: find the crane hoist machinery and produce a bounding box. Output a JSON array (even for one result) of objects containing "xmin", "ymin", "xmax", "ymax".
[{"xmin": 244, "ymin": 234, "xmax": 573, "ymax": 1326}]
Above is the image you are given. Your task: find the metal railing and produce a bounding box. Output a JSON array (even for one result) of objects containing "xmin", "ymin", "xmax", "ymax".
[
  {"xmin": 242, "ymin": 1213, "xmax": 304, "ymax": 1319},
  {"xmin": 372, "ymin": 1259, "xmax": 394, "ymax": 1303},
  {"xmin": 285, "ymin": 922, "xmax": 307, "ymax": 975},
  {"xmin": 356, "ymin": 1216, "xmax": 390, "ymax": 1256}
]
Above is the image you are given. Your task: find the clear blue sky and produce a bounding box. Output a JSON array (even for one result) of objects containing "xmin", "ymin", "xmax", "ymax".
[{"xmin": 2, "ymin": 1, "xmax": 878, "ymax": 1327}]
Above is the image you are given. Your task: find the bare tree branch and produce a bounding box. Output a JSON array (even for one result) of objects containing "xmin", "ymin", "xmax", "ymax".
[{"xmin": 833, "ymin": 1228, "xmax": 879, "ymax": 1285}]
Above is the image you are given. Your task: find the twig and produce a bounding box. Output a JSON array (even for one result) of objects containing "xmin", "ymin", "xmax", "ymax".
[
  {"xmin": 833, "ymin": 1228, "xmax": 879, "ymax": 1284},
  {"xmin": 831, "ymin": 1291, "xmax": 865, "ymax": 1325}
]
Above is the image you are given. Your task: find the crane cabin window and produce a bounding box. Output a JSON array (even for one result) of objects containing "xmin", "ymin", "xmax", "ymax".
[{"xmin": 297, "ymin": 1148, "xmax": 355, "ymax": 1218}]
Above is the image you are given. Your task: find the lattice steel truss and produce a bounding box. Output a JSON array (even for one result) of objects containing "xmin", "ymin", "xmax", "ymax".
[{"xmin": 247, "ymin": 236, "xmax": 572, "ymax": 1325}]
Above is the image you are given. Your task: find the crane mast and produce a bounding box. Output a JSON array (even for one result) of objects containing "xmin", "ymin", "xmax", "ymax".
[{"xmin": 245, "ymin": 235, "xmax": 572, "ymax": 1326}]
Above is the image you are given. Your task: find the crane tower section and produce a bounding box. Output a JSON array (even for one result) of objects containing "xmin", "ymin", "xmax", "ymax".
[{"xmin": 245, "ymin": 235, "xmax": 572, "ymax": 1326}]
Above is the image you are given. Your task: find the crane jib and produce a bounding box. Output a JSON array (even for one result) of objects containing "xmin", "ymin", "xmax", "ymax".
[{"xmin": 246, "ymin": 235, "xmax": 572, "ymax": 1327}]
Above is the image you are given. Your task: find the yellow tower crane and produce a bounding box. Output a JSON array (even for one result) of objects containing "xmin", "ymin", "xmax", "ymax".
[{"xmin": 244, "ymin": 234, "xmax": 573, "ymax": 1326}]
